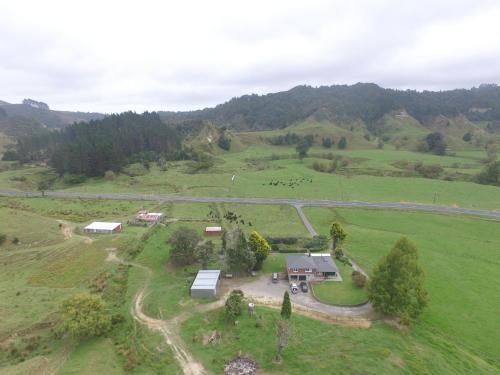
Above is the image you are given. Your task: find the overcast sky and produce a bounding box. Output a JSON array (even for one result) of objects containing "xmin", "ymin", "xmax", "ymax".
[{"xmin": 1, "ymin": 0, "xmax": 500, "ymax": 113}]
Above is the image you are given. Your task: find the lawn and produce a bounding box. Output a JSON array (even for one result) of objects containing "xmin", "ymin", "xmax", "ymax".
[
  {"xmin": 261, "ymin": 253, "xmax": 286, "ymax": 274},
  {"xmin": 311, "ymin": 262, "xmax": 368, "ymax": 305},
  {"xmin": 303, "ymin": 207, "xmax": 500, "ymax": 368},
  {"xmin": 181, "ymin": 306, "xmax": 496, "ymax": 374}
]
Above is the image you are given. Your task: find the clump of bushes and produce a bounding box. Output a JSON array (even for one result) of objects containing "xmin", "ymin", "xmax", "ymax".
[
  {"xmin": 104, "ymin": 170, "xmax": 116, "ymax": 180},
  {"xmin": 122, "ymin": 163, "xmax": 149, "ymax": 177},
  {"xmin": 334, "ymin": 248, "xmax": 352, "ymax": 266},
  {"xmin": 266, "ymin": 236, "xmax": 328, "ymax": 253},
  {"xmin": 59, "ymin": 293, "xmax": 111, "ymax": 339},
  {"xmin": 303, "ymin": 235, "xmax": 329, "ymax": 251},
  {"xmin": 9, "ymin": 175, "xmax": 27, "ymax": 182},
  {"xmin": 351, "ymin": 270, "xmax": 367, "ymax": 288},
  {"xmin": 476, "ymin": 161, "xmax": 500, "ymax": 186},
  {"xmin": 392, "ymin": 161, "xmax": 444, "ymax": 179},
  {"xmin": 225, "ymin": 289, "xmax": 244, "ymax": 323},
  {"xmin": 417, "ymin": 132, "xmax": 447, "ymax": 155},
  {"xmin": 311, "ymin": 156, "xmax": 350, "ymax": 174}
]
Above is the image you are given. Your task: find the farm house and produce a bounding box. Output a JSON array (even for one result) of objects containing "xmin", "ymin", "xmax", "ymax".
[
  {"xmin": 84, "ymin": 222, "xmax": 122, "ymax": 234},
  {"xmin": 204, "ymin": 226, "xmax": 223, "ymax": 236},
  {"xmin": 190, "ymin": 270, "xmax": 221, "ymax": 298}
]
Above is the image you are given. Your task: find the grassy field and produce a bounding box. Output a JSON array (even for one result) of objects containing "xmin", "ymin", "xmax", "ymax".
[
  {"xmin": 311, "ymin": 262, "xmax": 368, "ymax": 305},
  {"xmin": 0, "ymin": 145, "xmax": 498, "ymax": 209},
  {"xmin": 303, "ymin": 207, "xmax": 500, "ymax": 368},
  {"xmin": 181, "ymin": 306, "xmax": 495, "ymax": 374},
  {"xmin": 1, "ymin": 193, "xmax": 499, "ymax": 373},
  {"xmin": 0, "ymin": 197, "xmax": 182, "ymax": 374}
]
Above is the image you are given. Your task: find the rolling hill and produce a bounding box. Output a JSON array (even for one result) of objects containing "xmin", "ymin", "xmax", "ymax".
[{"xmin": 0, "ymin": 99, "xmax": 104, "ymax": 137}]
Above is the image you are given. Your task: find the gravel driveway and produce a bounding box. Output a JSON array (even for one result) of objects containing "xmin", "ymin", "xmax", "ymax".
[{"xmin": 235, "ymin": 275, "xmax": 373, "ymax": 318}]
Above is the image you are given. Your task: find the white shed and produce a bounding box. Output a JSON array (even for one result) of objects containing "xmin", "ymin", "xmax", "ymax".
[
  {"xmin": 84, "ymin": 222, "xmax": 122, "ymax": 234},
  {"xmin": 190, "ymin": 270, "xmax": 221, "ymax": 298}
]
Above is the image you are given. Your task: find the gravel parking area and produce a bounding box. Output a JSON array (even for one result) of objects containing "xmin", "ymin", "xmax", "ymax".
[{"xmin": 233, "ymin": 275, "xmax": 372, "ymax": 318}]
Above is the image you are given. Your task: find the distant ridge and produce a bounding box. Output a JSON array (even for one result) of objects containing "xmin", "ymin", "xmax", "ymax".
[
  {"xmin": 0, "ymin": 99, "xmax": 104, "ymax": 136},
  {"xmin": 159, "ymin": 83, "xmax": 500, "ymax": 131}
]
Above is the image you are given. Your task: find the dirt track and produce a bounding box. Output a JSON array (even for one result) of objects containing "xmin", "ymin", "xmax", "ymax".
[{"xmin": 105, "ymin": 248, "xmax": 207, "ymax": 375}]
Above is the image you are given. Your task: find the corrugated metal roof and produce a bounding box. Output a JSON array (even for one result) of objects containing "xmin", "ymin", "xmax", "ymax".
[
  {"xmin": 205, "ymin": 226, "xmax": 222, "ymax": 232},
  {"xmin": 84, "ymin": 222, "xmax": 121, "ymax": 231},
  {"xmin": 191, "ymin": 270, "xmax": 221, "ymax": 290}
]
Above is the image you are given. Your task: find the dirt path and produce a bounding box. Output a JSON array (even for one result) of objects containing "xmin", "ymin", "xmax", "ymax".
[
  {"xmin": 57, "ymin": 220, "xmax": 93, "ymax": 244},
  {"xmin": 293, "ymin": 204, "xmax": 318, "ymax": 237},
  {"xmin": 105, "ymin": 248, "xmax": 208, "ymax": 375}
]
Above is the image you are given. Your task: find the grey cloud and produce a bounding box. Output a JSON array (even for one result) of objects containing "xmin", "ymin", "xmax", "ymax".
[{"xmin": 1, "ymin": 0, "xmax": 499, "ymax": 112}]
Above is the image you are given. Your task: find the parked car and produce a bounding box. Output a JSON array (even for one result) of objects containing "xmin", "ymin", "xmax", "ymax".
[
  {"xmin": 272, "ymin": 273, "xmax": 279, "ymax": 283},
  {"xmin": 300, "ymin": 281, "xmax": 308, "ymax": 293},
  {"xmin": 290, "ymin": 282, "xmax": 299, "ymax": 294}
]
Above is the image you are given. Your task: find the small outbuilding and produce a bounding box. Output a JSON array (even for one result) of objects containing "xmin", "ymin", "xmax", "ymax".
[
  {"xmin": 204, "ymin": 226, "xmax": 223, "ymax": 236},
  {"xmin": 190, "ymin": 270, "xmax": 221, "ymax": 298},
  {"xmin": 84, "ymin": 222, "xmax": 122, "ymax": 234},
  {"xmin": 136, "ymin": 211, "xmax": 164, "ymax": 222}
]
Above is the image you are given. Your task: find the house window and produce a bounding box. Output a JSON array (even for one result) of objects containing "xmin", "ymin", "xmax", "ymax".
[
  {"xmin": 292, "ymin": 268, "xmax": 298, "ymax": 272},
  {"xmin": 305, "ymin": 268, "xmax": 313, "ymax": 273}
]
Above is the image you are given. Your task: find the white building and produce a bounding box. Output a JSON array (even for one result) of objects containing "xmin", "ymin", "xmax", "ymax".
[
  {"xmin": 84, "ymin": 222, "xmax": 122, "ymax": 234},
  {"xmin": 190, "ymin": 270, "xmax": 221, "ymax": 298}
]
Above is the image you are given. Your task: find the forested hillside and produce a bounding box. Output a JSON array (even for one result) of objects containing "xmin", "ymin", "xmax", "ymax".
[
  {"xmin": 5, "ymin": 84, "xmax": 500, "ymax": 179},
  {"xmin": 16, "ymin": 112, "xmax": 184, "ymax": 177},
  {"xmin": 160, "ymin": 83, "xmax": 500, "ymax": 131}
]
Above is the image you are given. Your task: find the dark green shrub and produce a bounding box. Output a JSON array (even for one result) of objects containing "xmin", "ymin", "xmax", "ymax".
[{"xmin": 352, "ymin": 271, "xmax": 367, "ymax": 288}]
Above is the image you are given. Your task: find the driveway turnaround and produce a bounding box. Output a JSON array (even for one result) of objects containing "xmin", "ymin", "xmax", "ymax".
[
  {"xmin": 237, "ymin": 275, "xmax": 372, "ymax": 318},
  {"xmin": 1, "ymin": 188, "xmax": 499, "ymax": 218}
]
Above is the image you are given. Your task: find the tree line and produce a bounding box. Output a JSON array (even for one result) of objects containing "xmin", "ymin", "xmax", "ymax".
[{"xmin": 13, "ymin": 112, "xmax": 188, "ymax": 177}]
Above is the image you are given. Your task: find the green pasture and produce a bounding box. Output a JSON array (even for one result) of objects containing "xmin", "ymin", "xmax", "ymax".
[
  {"xmin": 303, "ymin": 207, "xmax": 500, "ymax": 367},
  {"xmin": 181, "ymin": 306, "xmax": 495, "ymax": 375},
  {"xmin": 0, "ymin": 144, "xmax": 498, "ymax": 209}
]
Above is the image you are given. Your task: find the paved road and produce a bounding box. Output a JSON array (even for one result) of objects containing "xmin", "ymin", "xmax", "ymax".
[{"xmin": 0, "ymin": 188, "xmax": 499, "ymax": 218}]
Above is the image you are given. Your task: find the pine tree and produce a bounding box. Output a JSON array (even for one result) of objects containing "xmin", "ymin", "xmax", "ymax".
[
  {"xmin": 338, "ymin": 137, "xmax": 347, "ymax": 149},
  {"xmin": 225, "ymin": 229, "xmax": 256, "ymax": 274},
  {"xmin": 329, "ymin": 221, "xmax": 347, "ymax": 252},
  {"xmin": 280, "ymin": 291, "xmax": 292, "ymax": 319},
  {"xmin": 368, "ymin": 237, "xmax": 428, "ymax": 325}
]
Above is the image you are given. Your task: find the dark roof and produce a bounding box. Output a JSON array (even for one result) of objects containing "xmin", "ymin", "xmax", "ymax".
[
  {"xmin": 286, "ymin": 254, "xmax": 338, "ymax": 273},
  {"xmin": 286, "ymin": 255, "xmax": 316, "ymax": 269}
]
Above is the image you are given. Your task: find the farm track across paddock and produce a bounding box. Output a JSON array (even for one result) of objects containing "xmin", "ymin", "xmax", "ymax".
[{"xmin": 0, "ymin": 188, "xmax": 499, "ymax": 218}]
